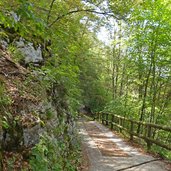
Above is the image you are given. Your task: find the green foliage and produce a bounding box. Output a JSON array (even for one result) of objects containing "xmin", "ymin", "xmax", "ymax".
[
  {"xmin": 109, "ymin": 0, "xmax": 141, "ymax": 17},
  {"xmin": 151, "ymin": 144, "xmax": 171, "ymax": 160},
  {"xmin": 45, "ymin": 108, "xmax": 54, "ymax": 120},
  {"xmin": 29, "ymin": 131, "xmax": 81, "ymax": 171},
  {"xmin": 29, "ymin": 137, "xmax": 49, "ymax": 171},
  {"xmin": 0, "ymin": 81, "xmax": 12, "ymax": 107},
  {"xmin": 1, "ymin": 0, "xmax": 171, "ymax": 165},
  {"xmin": 103, "ymin": 97, "xmax": 141, "ymax": 119},
  {"xmin": 103, "ymin": 98, "xmax": 128, "ymax": 115},
  {"xmin": 8, "ymin": 44, "xmax": 25, "ymax": 63},
  {"xmin": 2, "ymin": 115, "xmax": 10, "ymax": 129},
  {"xmin": 0, "ymin": 81, "xmax": 12, "ymax": 132},
  {"xmin": 6, "ymin": 157, "xmax": 15, "ymax": 171}
]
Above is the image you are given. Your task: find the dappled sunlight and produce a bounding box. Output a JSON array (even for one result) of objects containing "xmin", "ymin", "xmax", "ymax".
[{"xmin": 78, "ymin": 118, "xmax": 168, "ymax": 171}]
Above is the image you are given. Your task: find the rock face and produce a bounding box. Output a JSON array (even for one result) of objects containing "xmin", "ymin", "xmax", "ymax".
[
  {"xmin": 10, "ymin": 11, "xmax": 20, "ymax": 22},
  {"xmin": 0, "ymin": 11, "xmax": 43, "ymax": 65},
  {"xmin": 0, "ymin": 40, "xmax": 9, "ymax": 50},
  {"xmin": 0, "ymin": 13, "xmax": 76, "ymax": 170},
  {"xmin": 0, "ymin": 49, "xmax": 56, "ymax": 150},
  {"xmin": 23, "ymin": 124, "xmax": 42, "ymax": 147},
  {"xmin": 0, "ymin": 37, "xmax": 43, "ymax": 64},
  {"xmin": 0, "ymin": 11, "xmax": 43, "ymax": 64},
  {"xmin": 0, "ymin": 47, "xmax": 74, "ymax": 154},
  {"xmin": 15, "ymin": 38, "xmax": 43, "ymax": 64}
]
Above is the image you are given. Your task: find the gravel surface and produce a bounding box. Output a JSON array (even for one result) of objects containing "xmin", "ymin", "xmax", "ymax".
[{"xmin": 78, "ymin": 119, "xmax": 169, "ymax": 171}]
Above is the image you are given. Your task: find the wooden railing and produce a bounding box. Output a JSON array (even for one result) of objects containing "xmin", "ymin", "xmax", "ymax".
[{"xmin": 95, "ymin": 112, "xmax": 171, "ymax": 151}]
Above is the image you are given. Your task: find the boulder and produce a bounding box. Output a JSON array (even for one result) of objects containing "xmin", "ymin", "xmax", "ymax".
[{"xmin": 15, "ymin": 38, "xmax": 43, "ymax": 64}]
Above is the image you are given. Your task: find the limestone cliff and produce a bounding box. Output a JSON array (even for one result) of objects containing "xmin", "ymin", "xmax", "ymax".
[{"xmin": 0, "ymin": 48, "xmax": 75, "ymax": 170}]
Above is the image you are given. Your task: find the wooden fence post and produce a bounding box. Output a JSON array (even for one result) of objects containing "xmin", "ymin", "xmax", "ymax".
[
  {"xmin": 130, "ymin": 121, "xmax": 134, "ymax": 141},
  {"xmin": 111, "ymin": 115, "xmax": 114, "ymax": 129},
  {"xmin": 147, "ymin": 125, "xmax": 152, "ymax": 151},
  {"xmin": 106, "ymin": 113, "xmax": 109, "ymax": 126},
  {"xmin": 119, "ymin": 118, "xmax": 122, "ymax": 132},
  {"xmin": 97, "ymin": 114, "xmax": 171, "ymax": 151},
  {"xmin": 93, "ymin": 112, "xmax": 96, "ymax": 120},
  {"xmin": 102, "ymin": 113, "xmax": 104, "ymax": 124}
]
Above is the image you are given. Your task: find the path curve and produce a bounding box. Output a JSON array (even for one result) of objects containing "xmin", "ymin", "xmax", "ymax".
[{"xmin": 78, "ymin": 118, "xmax": 169, "ymax": 171}]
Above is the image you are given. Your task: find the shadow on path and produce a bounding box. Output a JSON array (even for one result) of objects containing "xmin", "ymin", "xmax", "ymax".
[{"xmin": 78, "ymin": 118, "xmax": 169, "ymax": 171}]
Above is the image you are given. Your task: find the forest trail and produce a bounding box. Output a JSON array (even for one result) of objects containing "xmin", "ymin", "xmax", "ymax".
[{"xmin": 78, "ymin": 118, "xmax": 169, "ymax": 171}]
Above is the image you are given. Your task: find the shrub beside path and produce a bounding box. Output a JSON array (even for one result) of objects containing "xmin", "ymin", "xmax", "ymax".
[{"xmin": 78, "ymin": 118, "xmax": 170, "ymax": 171}]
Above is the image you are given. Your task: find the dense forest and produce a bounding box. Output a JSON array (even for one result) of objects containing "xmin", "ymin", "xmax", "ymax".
[{"xmin": 0, "ymin": 0, "xmax": 171, "ymax": 170}]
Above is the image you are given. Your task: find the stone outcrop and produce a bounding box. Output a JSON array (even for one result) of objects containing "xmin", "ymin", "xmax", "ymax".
[
  {"xmin": 0, "ymin": 27, "xmax": 75, "ymax": 170},
  {"xmin": 0, "ymin": 49, "xmax": 57, "ymax": 151},
  {"xmin": 0, "ymin": 37, "xmax": 43, "ymax": 64},
  {"xmin": 15, "ymin": 38, "xmax": 43, "ymax": 64}
]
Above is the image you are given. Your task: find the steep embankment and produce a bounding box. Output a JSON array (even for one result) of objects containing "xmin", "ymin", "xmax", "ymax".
[{"xmin": 0, "ymin": 48, "xmax": 80, "ymax": 170}]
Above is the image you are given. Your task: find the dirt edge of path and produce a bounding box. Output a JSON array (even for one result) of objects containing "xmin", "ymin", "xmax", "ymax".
[{"xmin": 79, "ymin": 143, "xmax": 90, "ymax": 171}]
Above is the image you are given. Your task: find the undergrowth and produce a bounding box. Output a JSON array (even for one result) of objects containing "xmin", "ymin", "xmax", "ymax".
[{"xmin": 29, "ymin": 125, "xmax": 81, "ymax": 171}]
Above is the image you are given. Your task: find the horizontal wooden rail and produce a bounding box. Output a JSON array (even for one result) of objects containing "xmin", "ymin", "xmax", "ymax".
[{"xmin": 95, "ymin": 112, "xmax": 171, "ymax": 151}]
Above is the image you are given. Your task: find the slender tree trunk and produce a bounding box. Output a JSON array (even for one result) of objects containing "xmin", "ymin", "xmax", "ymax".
[
  {"xmin": 150, "ymin": 51, "xmax": 156, "ymax": 123},
  {"xmin": 137, "ymin": 56, "xmax": 152, "ymax": 134},
  {"xmin": 137, "ymin": 27, "xmax": 158, "ymax": 133},
  {"xmin": 156, "ymin": 77, "xmax": 170, "ymax": 123},
  {"xmin": 119, "ymin": 64, "xmax": 125, "ymax": 96},
  {"xmin": 150, "ymin": 26, "xmax": 159, "ymax": 123},
  {"xmin": 112, "ymin": 47, "xmax": 115, "ymax": 100},
  {"xmin": 115, "ymin": 20, "xmax": 122, "ymax": 98},
  {"xmin": 124, "ymin": 75, "xmax": 129, "ymax": 109}
]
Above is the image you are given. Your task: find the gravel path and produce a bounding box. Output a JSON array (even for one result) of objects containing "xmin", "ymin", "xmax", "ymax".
[{"xmin": 78, "ymin": 119, "xmax": 169, "ymax": 171}]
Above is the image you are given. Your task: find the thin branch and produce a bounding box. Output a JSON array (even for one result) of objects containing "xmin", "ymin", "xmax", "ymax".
[
  {"xmin": 47, "ymin": 0, "xmax": 56, "ymax": 25},
  {"xmin": 34, "ymin": 6, "xmax": 49, "ymax": 12},
  {"xmin": 48, "ymin": 9, "xmax": 123, "ymax": 28},
  {"xmin": 116, "ymin": 159, "xmax": 161, "ymax": 171}
]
